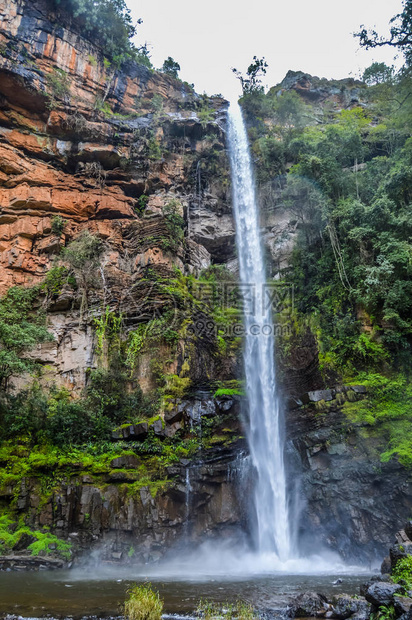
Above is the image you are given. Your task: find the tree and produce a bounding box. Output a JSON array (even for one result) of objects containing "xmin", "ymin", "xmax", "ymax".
[
  {"xmin": 62, "ymin": 231, "xmax": 104, "ymax": 317},
  {"xmin": 356, "ymin": 0, "xmax": 412, "ymax": 67},
  {"xmin": 0, "ymin": 287, "xmax": 53, "ymax": 390},
  {"xmin": 161, "ymin": 57, "xmax": 180, "ymax": 78},
  {"xmin": 51, "ymin": 0, "xmax": 146, "ymax": 66},
  {"xmin": 232, "ymin": 56, "xmax": 268, "ymax": 95},
  {"xmin": 362, "ymin": 62, "xmax": 394, "ymax": 85}
]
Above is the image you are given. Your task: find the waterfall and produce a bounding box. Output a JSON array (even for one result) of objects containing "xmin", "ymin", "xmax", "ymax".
[{"xmin": 227, "ymin": 102, "xmax": 293, "ymax": 562}]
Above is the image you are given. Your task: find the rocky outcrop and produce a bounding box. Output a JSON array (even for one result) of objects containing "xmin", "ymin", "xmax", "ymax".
[
  {"xmin": 12, "ymin": 440, "xmax": 247, "ymax": 565},
  {"xmin": 0, "ymin": 0, "xmax": 235, "ymax": 395},
  {"xmin": 271, "ymin": 70, "xmax": 365, "ymax": 107},
  {"xmin": 287, "ymin": 392, "xmax": 412, "ymax": 563}
]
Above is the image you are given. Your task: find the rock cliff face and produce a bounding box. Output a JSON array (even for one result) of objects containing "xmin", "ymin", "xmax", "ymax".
[
  {"xmin": 0, "ymin": 0, "xmax": 234, "ymax": 395},
  {"xmin": 286, "ymin": 391, "xmax": 412, "ymax": 563},
  {"xmin": 0, "ymin": 0, "xmax": 411, "ymax": 568}
]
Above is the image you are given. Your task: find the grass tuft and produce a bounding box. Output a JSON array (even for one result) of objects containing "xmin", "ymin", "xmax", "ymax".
[{"xmin": 124, "ymin": 583, "xmax": 163, "ymax": 620}]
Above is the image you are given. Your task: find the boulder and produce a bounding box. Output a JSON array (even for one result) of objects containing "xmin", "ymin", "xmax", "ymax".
[
  {"xmin": 293, "ymin": 591, "xmax": 328, "ymax": 617},
  {"xmin": 110, "ymin": 455, "xmax": 139, "ymax": 469},
  {"xmin": 151, "ymin": 418, "xmax": 165, "ymax": 437},
  {"xmin": 395, "ymin": 597, "xmax": 412, "ymax": 616},
  {"xmin": 215, "ymin": 397, "xmax": 234, "ymax": 412},
  {"xmin": 331, "ymin": 594, "xmax": 370, "ymax": 619},
  {"xmin": 365, "ymin": 582, "xmax": 403, "ymax": 607},
  {"xmin": 381, "ymin": 555, "xmax": 391, "ymax": 574},
  {"xmin": 404, "ymin": 521, "xmax": 412, "ymax": 541},
  {"xmin": 308, "ymin": 389, "xmax": 334, "ymax": 403},
  {"xmin": 111, "ymin": 423, "xmax": 148, "ymax": 441},
  {"xmin": 164, "ymin": 421, "xmax": 182, "ymax": 438},
  {"xmin": 350, "ymin": 385, "xmax": 367, "ymax": 394},
  {"xmin": 164, "ymin": 409, "xmax": 183, "ymax": 425},
  {"xmin": 390, "ymin": 543, "xmax": 412, "ymax": 570}
]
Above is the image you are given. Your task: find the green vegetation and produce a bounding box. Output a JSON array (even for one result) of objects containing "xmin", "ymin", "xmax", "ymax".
[
  {"xmin": 0, "ymin": 287, "xmax": 52, "ymax": 390},
  {"xmin": 232, "ymin": 56, "xmax": 268, "ymax": 95},
  {"xmin": 124, "ymin": 583, "xmax": 163, "ymax": 620},
  {"xmin": 342, "ymin": 372, "xmax": 412, "ymax": 466},
  {"xmin": 371, "ymin": 605, "xmax": 396, "ymax": 620},
  {"xmin": 161, "ymin": 200, "xmax": 185, "ymax": 251},
  {"xmin": 392, "ymin": 555, "xmax": 412, "ymax": 587},
  {"xmin": 0, "ymin": 513, "xmax": 72, "ymax": 560},
  {"xmin": 161, "ymin": 57, "xmax": 180, "ymax": 78},
  {"xmin": 51, "ymin": 215, "xmax": 66, "ymax": 236},
  {"xmin": 61, "ymin": 230, "xmax": 104, "ymax": 316},
  {"xmin": 196, "ymin": 599, "xmax": 258, "ymax": 620},
  {"xmin": 50, "ymin": 0, "xmax": 151, "ymax": 67},
  {"xmin": 41, "ymin": 265, "xmax": 71, "ymax": 297}
]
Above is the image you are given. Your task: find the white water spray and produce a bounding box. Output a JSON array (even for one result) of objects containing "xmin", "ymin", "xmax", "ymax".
[{"xmin": 227, "ymin": 102, "xmax": 293, "ymax": 562}]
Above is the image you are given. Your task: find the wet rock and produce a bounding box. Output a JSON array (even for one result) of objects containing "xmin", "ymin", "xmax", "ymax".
[
  {"xmin": 395, "ymin": 597, "xmax": 412, "ymax": 616},
  {"xmin": 404, "ymin": 521, "xmax": 412, "ymax": 541},
  {"xmin": 164, "ymin": 421, "xmax": 182, "ymax": 438},
  {"xmin": 397, "ymin": 528, "xmax": 412, "ymax": 545},
  {"xmin": 164, "ymin": 408, "xmax": 183, "ymax": 425},
  {"xmin": 360, "ymin": 576, "xmax": 390, "ymax": 597},
  {"xmin": 110, "ymin": 455, "xmax": 139, "ymax": 469},
  {"xmin": 11, "ymin": 532, "xmax": 36, "ymax": 551},
  {"xmin": 308, "ymin": 389, "xmax": 334, "ymax": 402},
  {"xmin": 351, "ymin": 385, "xmax": 366, "ymax": 394},
  {"xmin": 111, "ymin": 423, "xmax": 148, "ymax": 441},
  {"xmin": 215, "ymin": 397, "xmax": 234, "ymax": 412},
  {"xmin": 287, "ymin": 396, "xmax": 304, "ymax": 409},
  {"xmin": 390, "ymin": 543, "xmax": 412, "ymax": 570},
  {"xmin": 151, "ymin": 418, "xmax": 165, "ymax": 437},
  {"xmin": 293, "ymin": 591, "xmax": 328, "ymax": 617},
  {"xmin": 331, "ymin": 594, "xmax": 370, "ymax": 619},
  {"xmin": 365, "ymin": 582, "xmax": 403, "ymax": 607},
  {"xmin": 381, "ymin": 555, "xmax": 391, "ymax": 574}
]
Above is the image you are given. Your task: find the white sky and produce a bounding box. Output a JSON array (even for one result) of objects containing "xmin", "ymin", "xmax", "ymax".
[{"xmin": 128, "ymin": 0, "xmax": 404, "ymax": 101}]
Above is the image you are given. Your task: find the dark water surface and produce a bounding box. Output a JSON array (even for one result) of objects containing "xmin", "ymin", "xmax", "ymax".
[{"xmin": 0, "ymin": 568, "xmax": 371, "ymax": 617}]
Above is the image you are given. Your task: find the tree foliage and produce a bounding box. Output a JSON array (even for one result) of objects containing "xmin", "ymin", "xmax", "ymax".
[
  {"xmin": 0, "ymin": 287, "xmax": 53, "ymax": 390},
  {"xmin": 356, "ymin": 0, "xmax": 412, "ymax": 67},
  {"xmin": 161, "ymin": 57, "xmax": 180, "ymax": 78},
  {"xmin": 50, "ymin": 0, "xmax": 150, "ymax": 66},
  {"xmin": 232, "ymin": 56, "xmax": 268, "ymax": 95}
]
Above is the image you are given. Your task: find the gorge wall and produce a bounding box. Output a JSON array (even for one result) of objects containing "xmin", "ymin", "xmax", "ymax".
[{"xmin": 0, "ymin": 0, "xmax": 411, "ymax": 568}]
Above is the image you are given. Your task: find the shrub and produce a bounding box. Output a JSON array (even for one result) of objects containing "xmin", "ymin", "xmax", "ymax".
[
  {"xmin": 51, "ymin": 215, "xmax": 66, "ymax": 236},
  {"xmin": 391, "ymin": 555, "xmax": 412, "ymax": 587},
  {"xmin": 124, "ymin": 583, "xmax": 163, "ymax": 620},
  {"xmin": 42, "ymin": 265, "xmax": 70, "ymax": 297},
  {"xmin": 196, "ymin": 600, "xmax": 257, "ymax": 620},
  {"xmin": 0, "ymin": 287, "xmax": 53, "ymax": 390},
  {"xmin": 161, "ymin": 57, "xmax": 180, "ymax": 78},
  {"xmin": 0, "ymin": 514, "xmax": 72, "ymax": 561}
]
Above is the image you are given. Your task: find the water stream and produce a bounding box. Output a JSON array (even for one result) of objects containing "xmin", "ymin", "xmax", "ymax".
[{"xmin": 227, "ymin": 102, "xmax": 293, "ymax": 562}]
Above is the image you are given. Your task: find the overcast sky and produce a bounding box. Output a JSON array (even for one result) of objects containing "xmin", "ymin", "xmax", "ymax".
[{"xmin": 128, "ymin": 0, "xmax": 403, "ymax": 101}]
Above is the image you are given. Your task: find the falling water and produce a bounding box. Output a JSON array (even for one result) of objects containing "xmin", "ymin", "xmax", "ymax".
[{"xmin": 227, "ymin": 102, "xmax": 293, "ymax": 562}]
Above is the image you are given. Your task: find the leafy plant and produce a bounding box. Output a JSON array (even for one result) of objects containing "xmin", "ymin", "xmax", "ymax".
[
  {"xmin": 232, "ymin": 56, "xmax": 268, "ymax": 95},
  {"xmin": 42, "ymin": 265, "xmax": 70, "ymax": 297},
  {"xmin": 0, "ymin": 287, "xmax": 53, "ymax": 390},
  {"xmin": 0, "ymin": 514, "xmax": 72, "ymax": 560},
  {"xmin": 161, "ymin": 56, "xmax": 180, "ymax": 78},
  {"xmin": 196, "ymin": 599, "xmax": 258, "ymax": 620},
  {"xmin": 124, "ymin": 583, "xmax": 163, "ymax": 620},
  {"xmin": 62, "ymin": 231, "xmax": 104, "ymax": 317},
  {"xmin": 51, "ymin": 215, "xmax": 67, "ymax": 236},
  {"xmin": 392, "ymin": 555, "xmax": 412, "ymax": 587}
]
